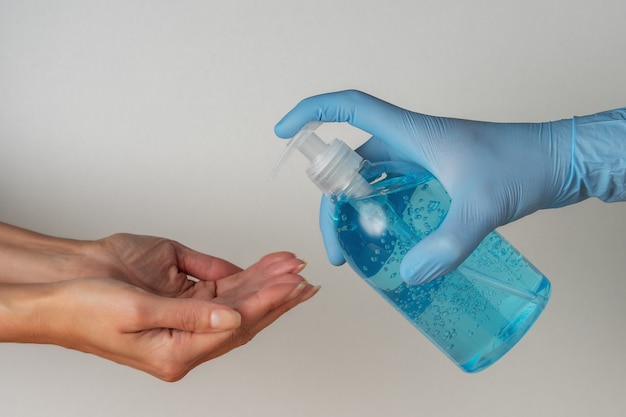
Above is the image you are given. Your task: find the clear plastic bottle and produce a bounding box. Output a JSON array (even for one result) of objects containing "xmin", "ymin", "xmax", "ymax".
[{"xmin": 273, "ymin": 123, "xmax": 551, "ymax": 372}]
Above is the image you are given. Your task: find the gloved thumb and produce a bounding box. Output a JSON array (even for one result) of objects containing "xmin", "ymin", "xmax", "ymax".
[{"xmin": 399, "ymin": 203, "xmax": 493, "ymax": 285}]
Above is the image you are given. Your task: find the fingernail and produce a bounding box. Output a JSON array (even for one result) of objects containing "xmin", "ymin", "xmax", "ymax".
[
  {"xmin": 305, "ymin": 285, "xmax": 322, "ymax": 300},
  {"xmin": 210, "ymin": 309, "xmax": 241, "ymax": 330},
  {"xmin": 293, "ymin": 259, "xmax": 308, "ymax": 274},
  {"xmin": 286, "ymin": 282, "xmax": 307, "ymax": 301}
]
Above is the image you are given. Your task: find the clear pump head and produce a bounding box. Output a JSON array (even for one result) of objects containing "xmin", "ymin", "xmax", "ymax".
[{"xmin": 271, "ymin": 122, "xmax": 373, "ymax": 198}]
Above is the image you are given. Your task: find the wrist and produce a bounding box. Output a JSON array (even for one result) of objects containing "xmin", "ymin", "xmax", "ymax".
[
  {"xmin": 570, "ymin": 108, "xmax": 626, "ymax": 203},
  {"xmin": 0, "ymin": 222, "xmax": 115, "ymax": 283},
  {"xmin": 0, "ymin": 282, "xmax": 59, "ymax": 344},
  {"xmin": 545, "ymin": 117, "xmax": 578, "ymax": 208}
]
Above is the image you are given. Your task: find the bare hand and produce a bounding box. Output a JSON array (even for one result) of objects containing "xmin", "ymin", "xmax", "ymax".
[
  {"xmin": 46, "ymin": 250, "xmax": 316, "ymax": 381},
  {"xmin": 0, "ymin": 226, "xmax": 318, "ymax": 381}
]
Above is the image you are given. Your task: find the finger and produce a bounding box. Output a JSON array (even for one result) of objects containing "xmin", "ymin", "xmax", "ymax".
[
  {"xmin": 399, "ymin": 202, "xmax": 493, "ymax": 285},
  {"xmin": 212, "ymin": 253, "xmax": 310, "ymax": 304},
  {"xmin": 252, "ymin": 251, "xmax": 307, "ymax": 275},
  {"xmin": 234, "ymin": 281, "xmax": 314, "ymax": 318},
  {"xmin": 175, "ymin": 283, "xmax": 320, "ymax": 369},
  {"xmin": 235, "ymin": 283, "xmax": 320, "ymax": 345},
  {"xmin": 144, "ymin": 296, "xmax": 242, "ymax": 332},
  {"xmin": 354, "ymin": 135, "xmax": 394, "ymax": 162},
  {"xmin": 173, "ymin": 242, "xmax": 243, "ymax": 281},
  {"xmin": 274, "ymin": 90, "xmax": 408, "ymax": 140},
  {"xmin": 222, "ymin": 252, "xmax": 307, "ymax": 292},
  {"xmin": 319, "ymin": 196, "xmax": 345, "ymax": 265}
]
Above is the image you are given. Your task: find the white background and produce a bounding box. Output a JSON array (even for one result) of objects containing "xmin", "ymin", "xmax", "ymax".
[{"xmin": 1, "ymin": 1, "xmax": 626, "ymax": 416}]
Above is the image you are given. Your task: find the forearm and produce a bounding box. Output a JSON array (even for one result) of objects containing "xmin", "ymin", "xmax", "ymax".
[
  {"xmin": 0, "ymin": 282, "xmax": 58, "ymax": 344},
  {"xmin": 0, "ymin": 222, "xmax": 107, "ymax": 284}
]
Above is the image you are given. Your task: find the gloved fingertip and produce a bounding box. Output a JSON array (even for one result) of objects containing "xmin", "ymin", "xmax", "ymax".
[
  {"xmin": 322, "ymin": 235, "xmax": 346, "ymax": 266},
  {"xmin": 274, "ymin": 107, "xmax": 315, "ymax": 139},
  {"xmin": 399, "ymin": 260, "xmax": 435, "ymax": 286},
  {"xmin": 328, "ymin": 252, "xmax": 347, "ymax": 266},
  {"xmin": 273, "ymin": 118, "xmax": 292, "ymax": 138},
  {"xmin": 399, "ymin": 241, "xmax": 458, "ymax": 286}
]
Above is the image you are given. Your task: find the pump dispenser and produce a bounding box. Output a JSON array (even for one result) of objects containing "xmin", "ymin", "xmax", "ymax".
[
  {"xmin": 273, "ymin": 123, "xmax": 551, "ymax": 373},
  {"xmin": 272, "ymin": 122, "xmax": 373, "ymax": 198}
]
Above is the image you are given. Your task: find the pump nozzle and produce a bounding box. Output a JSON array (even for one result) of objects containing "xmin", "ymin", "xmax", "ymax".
[
  {"xmin": 271, "ymin": 122, "xmax": 373, "ymax": 198},
  {"xmin": 270, "ymin": 122, "xmax": 324, "ymax": 181}
]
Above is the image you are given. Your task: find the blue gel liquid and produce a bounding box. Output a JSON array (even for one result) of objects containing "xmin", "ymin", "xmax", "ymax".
[{"xmin": 334, "ymin": 172, "xmax": 550, "ymax": 372}]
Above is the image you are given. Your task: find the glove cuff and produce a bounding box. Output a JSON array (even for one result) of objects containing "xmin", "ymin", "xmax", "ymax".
[{"xmin": 569, "ymin": 108, "xmax": 626, "ymax": 203}]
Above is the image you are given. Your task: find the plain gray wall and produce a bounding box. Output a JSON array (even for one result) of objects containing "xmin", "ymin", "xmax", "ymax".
[{"xmin": 1, "ymin": 1, "xmax": 626, "ymax": 416}]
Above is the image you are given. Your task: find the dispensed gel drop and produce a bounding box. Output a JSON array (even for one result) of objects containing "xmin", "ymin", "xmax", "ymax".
[{"xmin": 273, "ymin": 123, "xmax": 551, "ymax": 372}]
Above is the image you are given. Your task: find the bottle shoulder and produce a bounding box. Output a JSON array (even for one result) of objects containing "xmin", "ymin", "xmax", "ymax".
[{"xmin": 333, "ymin": 160, "xmax": 439, "ymax": 203}]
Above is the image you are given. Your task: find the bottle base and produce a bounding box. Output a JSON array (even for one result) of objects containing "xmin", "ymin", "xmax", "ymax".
[{"xmin": 457, "ymin": 299, "xmax": 548, "ymax": 373}]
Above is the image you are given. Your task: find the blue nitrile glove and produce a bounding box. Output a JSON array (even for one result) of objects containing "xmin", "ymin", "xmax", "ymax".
[{"xmin": 274, "ymin": 90, "xmax": 626, "ymax": 285}]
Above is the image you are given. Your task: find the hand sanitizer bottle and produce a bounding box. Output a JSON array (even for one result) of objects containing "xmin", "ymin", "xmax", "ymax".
[{"xmin": 272, "ymin": 123, "xmax": 551, "ymax": 372}]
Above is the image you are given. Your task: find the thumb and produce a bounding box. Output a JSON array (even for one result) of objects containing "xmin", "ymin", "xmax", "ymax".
[
  {"xmin": 144, "ymin": 297, "xmax": 242, "ymax": 332},
  {"xmin": 399, "ymin": 204, "xmax": 493, "ymax": 285}
]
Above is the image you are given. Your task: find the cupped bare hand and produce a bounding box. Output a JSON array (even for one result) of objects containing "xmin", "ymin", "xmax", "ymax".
[{"xmin": 46, "ymin": 248, "xmax": 317, "ymax": 381}]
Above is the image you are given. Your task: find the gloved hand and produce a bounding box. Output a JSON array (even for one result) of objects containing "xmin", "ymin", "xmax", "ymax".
[{"xmin": 275, "ymin": 90, "xmax": 626, "ymax": 285}]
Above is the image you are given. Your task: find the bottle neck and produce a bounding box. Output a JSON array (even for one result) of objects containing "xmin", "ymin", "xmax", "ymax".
[
  {"xmin": 305, "ymin": 139, "xmax": 374, "ymax": 198},
  {"xmin": 337, "ymin": 166, "xmax": 374, "ymax": 199}
]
